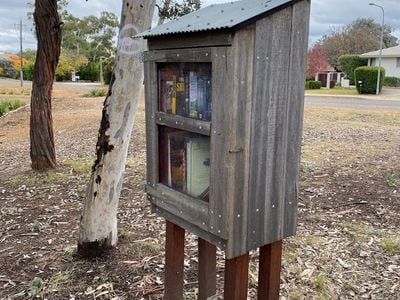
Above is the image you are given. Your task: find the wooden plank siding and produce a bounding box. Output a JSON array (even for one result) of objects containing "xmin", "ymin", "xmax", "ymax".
[
  {"xmin": 148, "ymin": 31, "xmax": 232, "ymax": 51},
  {"xmin": 246, "ymin": 4, "xmax": 294, "ymax": 252},
  {"xmin": 223, "ymin": 25, "xmax": 256, "ymax": 258},
  {"xmin": 283, "ymin": 0, "xmax": 310, "ymax": 237},
  {"xmin": 144, "ymin": 61, "xmax": 158, "ymax": 189},
  {"xmin": 209, "ymin": 46, "xmax": 232, "ymax": 240},
  {"xmin": 243, "ymin": 2, "xmax": 309, "ymax": 253},
  {"xmin": 144, "ymin": 48, "xmax": 213, "ymax": 63}
]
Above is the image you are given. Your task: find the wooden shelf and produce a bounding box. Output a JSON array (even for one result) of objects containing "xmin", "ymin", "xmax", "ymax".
[
  {"xmin": 146, "ymin": 183, "xmax": 209, "ymax": 232},
  {"xmin": 155, "ymin": 112, "xmax": 211, "ymax": 136}
]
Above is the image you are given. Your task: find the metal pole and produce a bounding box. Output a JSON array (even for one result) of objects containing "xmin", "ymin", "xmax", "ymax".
[
  {"xmin": 369, "ymin": 3, "xmax": 384, "ymax": 95},
  {"xmin": 19, "ymin": 19, "xmax": 23, "ymax": 87},
  {"xmin": 99, "ymin": 57, "xmax": 104, "ymax": 86}
]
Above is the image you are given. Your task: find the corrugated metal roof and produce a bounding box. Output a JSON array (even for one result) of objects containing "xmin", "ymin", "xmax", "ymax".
[
  {"xmin": 138, "ymin": 0, "xmax": 296, "ymax": 38},
  {"xmin": 360, "ymin": 45, "xmax": 400, "ymax": 58}
]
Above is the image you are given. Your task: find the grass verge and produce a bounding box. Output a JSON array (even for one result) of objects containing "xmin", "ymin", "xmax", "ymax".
[
  {"xmin": 0, "ymin": 99, "xmax": 24, "ymax": 116},
  {"xmin": 305, "ymin": 88, "xmax": 358, "ymax": 95}
]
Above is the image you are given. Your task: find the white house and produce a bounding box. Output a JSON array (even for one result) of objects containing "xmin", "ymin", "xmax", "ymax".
[{"xmin": 360, "ymin": 45, "xmax": 400, "ymax": 78}]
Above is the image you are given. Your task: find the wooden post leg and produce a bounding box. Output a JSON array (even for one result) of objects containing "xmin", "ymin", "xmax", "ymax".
[
  {"xmin": 258, "ymin": 240, "xmax": 283, "ymax": 300},
  {"xmin": 224, "ymin": 253, "xmax": 249, "ymax": 300},
  {"xmin": 198, "ymin": 238, "xmax": 217, "ymax": 300},
  {"xmin": 164, "ymin": 221, "xmax": 185, "ymax": 300}
]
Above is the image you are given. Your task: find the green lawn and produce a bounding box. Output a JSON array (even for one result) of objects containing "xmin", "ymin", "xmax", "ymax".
[{"xmin": 305, "ymin": 88, "xmax": 358, "ymax": 95}]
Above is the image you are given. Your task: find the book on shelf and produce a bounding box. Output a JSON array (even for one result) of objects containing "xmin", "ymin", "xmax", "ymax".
[
  {"xmin": 185, "ymin": 137, "xmax": 210, "ymax": 198},
  {"xmin": 163, "ymin": 130, "xmax": 210, "ymax": 199},
  {"xmin": 164, "ymin": 80, "xmax": 174, "ymax": 114},
  {"xmin": 189, "ymin": 72, "xmax": 198, "ymax": 118},
  {"xmin": 166, "ymin": 131, "xmax": 186, "ymax": 191},
  {"xmin": 205, "ymin": 78, "xmax": 212, "ymax": 121},
  {"xmin": 159, "ymin": 66, "xmax": 212, "ymax": 121},
  {"xmin": 171, "ymin": 75, "xmax": 177, "ymax": 115},
  {"xmin": 197, "ymin": 76, "xmax": 205, "ymax": 120},
  {"xmin": 176, "ymin": 76, "xmax": 186, "ymax": 116}
]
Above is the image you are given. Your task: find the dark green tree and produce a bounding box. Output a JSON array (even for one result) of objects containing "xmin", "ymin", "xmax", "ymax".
[{"xmin": 338, "ymin": 55, "xmax": 368, "ymax": 85}]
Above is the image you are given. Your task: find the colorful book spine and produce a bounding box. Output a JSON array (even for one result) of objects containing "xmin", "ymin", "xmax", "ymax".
[
  {"xmin": 205, "ymin": 78, "xmax": 212, "ymax": 121},
  {"xmin": 184, "ymin": 72, "xmax": 190, "ymax": 117},
  {"xmin": 176, "ymin": 76, "xmax": 186, "ymax": 116},
  {"xmin": 167, "ymin": 131, "xmax": 186, "ymax": 191},
  {"xmin": 171, "ymin": 75, "xmax": 177, "ymax": 115},
  {"xmin": 197, "ymin": 76, "xmax": 205, "ymax": 120},
  {"xmin": 189, "ymin": 72, "xmax": 198, "ymax": 118}
]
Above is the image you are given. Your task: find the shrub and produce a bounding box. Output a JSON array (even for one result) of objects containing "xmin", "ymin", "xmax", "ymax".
[
  {"xmin": 338, "ymin": 55, "xmax": 368, "ymax": 85},
  {"xmin": 384, "ymin": 76, "xmax": 400, "ymax": 87},
  {"xmin": 305, "ymin": 80, "xmax": 322, "ymax": 90},
  {"xmin": 84, "ymin": 88, "xmax": 107, "ymax": 97},
  {"xmin": 0, "ymin": 100, "xmax": 24, "ymax": 117},
  {"xmin": 354, "ymin": 66, "xmax": 385, "ymax": 94},
  {"xmin": 23, "ymin": 60, "xmax": 35, "ymax": 81},
  {"xmin": 0, "ymin": 58, "xmax": 17, "ymax": 78},
  {"xmin": 79, "ymin": 62, "xmax": 100, "ymax": 82}
]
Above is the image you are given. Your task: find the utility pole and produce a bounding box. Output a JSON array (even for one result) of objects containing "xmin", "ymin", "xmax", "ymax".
[
  {"xmin": 369, "ymin": 3, "xmax": 385, "ymax": 95},
  {"xmin": 14, "ymin": 19, "xmax": 24, "ymax": 87},
  {"xmin": 99, "ymin": 57, "xmax": 104, "ymax": 86}
]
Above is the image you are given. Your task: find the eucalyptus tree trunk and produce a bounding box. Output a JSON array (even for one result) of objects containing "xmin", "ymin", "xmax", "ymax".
[
  {"xmin": 30, "ymin": 0, "xmax": 61, "ymax": 170},
  {"xmin": 78, "ymin": 0, "xmax": 156, "ymax": 257}
]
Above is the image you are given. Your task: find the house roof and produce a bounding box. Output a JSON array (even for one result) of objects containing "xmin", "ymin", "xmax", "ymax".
[
  {"xmin": 360, "ymin": 45, "xmax": 400, "ymax": 58},
  {"xmin": 138, "ymin": 0, "xmax": 299, "ymax": 38}
]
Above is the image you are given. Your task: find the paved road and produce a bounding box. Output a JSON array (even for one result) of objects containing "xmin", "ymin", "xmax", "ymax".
[
  {"xmin": 0, "ymin": 78, "xmax": 101, "ymax": 92},
  {"xmin": 305, "ymin": 96, "xmax": 400, "ymax": 110}
]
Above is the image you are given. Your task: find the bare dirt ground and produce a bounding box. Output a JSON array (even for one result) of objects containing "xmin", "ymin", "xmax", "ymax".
[{"xmin": 0, "ymin": 83, "xmax": 399, "ymax": 299}]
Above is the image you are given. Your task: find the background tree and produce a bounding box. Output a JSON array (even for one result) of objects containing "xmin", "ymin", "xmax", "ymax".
[
  {"xmin": 157, "ymin": 0, "xmax": 172, "ymax": 25},
  {"xmin": 61, "ymin": 11, "xmax": 119, "ymax": 60},
  {"xmin": 60, "ymin": 11, "xmax": 119, "ymax": 82},
  {"xmin": 30, "ymin": 0, "xmax": 61, "ymax": 170},
  {"xmin": 156, "ymin": 0, "xmax": 201, "ymax": 23},
  {"xmin": 78, "ymin": 0, "xmax": 156, "ymax": 256},
  {"xmin": 306, "ymin": 44, "xmax": 329, "ymax": 79},
  {"xmin": 318, "ymin": 18, "xmax": 398, "ymax": 69},
  {"xmin": 55, "ymin": 49, "xmax": 88, "ymax": 81}
]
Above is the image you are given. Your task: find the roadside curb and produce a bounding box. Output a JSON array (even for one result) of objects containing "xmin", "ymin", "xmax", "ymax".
[{"xmin": 305, "ymin": 93, "xmax": 400, "ymax": 102}]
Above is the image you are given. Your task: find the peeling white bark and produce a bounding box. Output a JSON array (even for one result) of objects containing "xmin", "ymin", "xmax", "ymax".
[{"xmin": 78, "ymin": 0, "xmax": 156, "ymax": 255}]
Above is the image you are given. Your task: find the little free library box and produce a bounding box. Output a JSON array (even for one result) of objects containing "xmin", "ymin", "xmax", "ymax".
[{"xmin": 141, "ymin": 0, "xmax": 310, "ymax": 259}]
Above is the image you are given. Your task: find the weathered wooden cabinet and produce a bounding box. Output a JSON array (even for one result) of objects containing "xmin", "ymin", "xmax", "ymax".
[{"xmin": 142, "ymin": 0, "xmax": 310, "ymax": 259}]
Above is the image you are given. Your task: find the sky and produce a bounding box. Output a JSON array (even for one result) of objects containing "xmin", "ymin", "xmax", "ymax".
[{"xmin": 0, "ymin": 0, "xmax": 399, "ymax": 53}]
